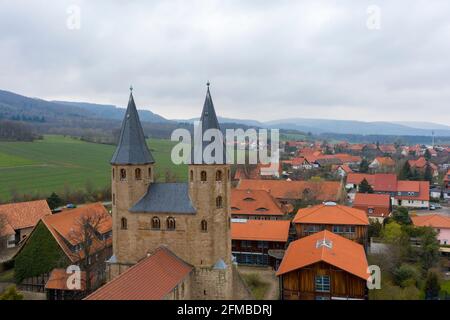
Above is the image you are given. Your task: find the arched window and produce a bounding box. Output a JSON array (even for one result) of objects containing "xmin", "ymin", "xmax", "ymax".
[
  {"xmin": 112, "ymin": 168, "xmax": 115, "ymax": 180},
  {"xmin": 148, "ymin": 167, "xmax": 152, "ymax": 179},
  {"xmin": 167, "ymin": 217, "xmax": 176, "ymax": 230},
  {"xmin": 190, "ymin": 170, "xmax": 194, "ymax": 182},
  {"xmin": 135, "ymin": 168, "xmax": 142, "ymax": 180},
  {"xmin": 120, "ymin": 168, "xmax": 127, "ymax": 181},
  {"xmin": 121, "ymin": 217, "xmax": 127, "ymax": 230},
  {"xmin": 201, "ymin": 171, "xmax": 207, "ymax": 182},
  {"xmin": 216, "ymin": 170, "xmax": 222, "ymax": 181},
  {"xmin": 151, "ymin": 217, "xmax": 160, "ymax": 229},
  {"xmin": 201, "ymin": 220, "xmax": 208, "ymax": 232},
  {"xmin": 112, "ymin": 193, "xmax": 116, "ymax": 206},
  {"xmin": 216, "ymin": 196, "xmax": 223, "ymax": 208}
]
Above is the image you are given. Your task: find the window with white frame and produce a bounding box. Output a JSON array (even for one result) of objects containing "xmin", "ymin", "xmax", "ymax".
[{"xmin": 315, "ymin": 275, "xmax": 330, "ymax": 292}]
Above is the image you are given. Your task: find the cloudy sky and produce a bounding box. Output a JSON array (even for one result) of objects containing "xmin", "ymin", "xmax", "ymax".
[{"xmin": 0, "ymin": 0, "xmax": 449, "ymax": 124}]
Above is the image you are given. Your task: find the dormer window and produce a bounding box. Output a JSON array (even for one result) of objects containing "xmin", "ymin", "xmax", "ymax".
[
  {"xmin": 243, "ymin": 197, "xmax": 255, "ymax": 202},
  {"xmin": 256, "ymin": 207, "xmax": 268, "ymax": 212}
]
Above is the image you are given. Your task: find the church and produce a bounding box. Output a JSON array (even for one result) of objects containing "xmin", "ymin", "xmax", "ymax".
[{"xmin": 86, "ymin": 85, "xmax": 251, "ymax": 300}]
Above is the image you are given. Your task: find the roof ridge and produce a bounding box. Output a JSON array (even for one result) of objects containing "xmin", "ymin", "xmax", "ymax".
[{"xmin": 338, "ymin": 205, "xmax": 368, "ymax": 224}]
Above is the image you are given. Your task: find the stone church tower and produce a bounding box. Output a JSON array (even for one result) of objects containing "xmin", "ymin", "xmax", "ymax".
[{"xmin": 107, "ymin": 85, "xmax": 236, "ymax": 300}]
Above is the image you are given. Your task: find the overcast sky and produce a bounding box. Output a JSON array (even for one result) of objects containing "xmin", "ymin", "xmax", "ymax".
[{"xmin": 0, "ymin": 0, "xmax": 449, "ymax": 124}]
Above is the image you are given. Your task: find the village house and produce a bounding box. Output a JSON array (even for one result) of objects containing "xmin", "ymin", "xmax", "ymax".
[
  {"xmin": 14, "ymin": 203, "xmax": 112, "ymax": 293},
  {"xmin": 276, "ymin": 230, "xmax": 369, "ymax": 300},
  {"xmin": 411, "ymin": 214, "xmax": 450, "ymax": 246},
  {"xmin": 231, "ymin": 219, "xmax": 291, "ymax": 269},
  {"xmin": 346, "ymin": 173, "xmax": 430, "ymax": 209},
  {"xmin": 369, "ymin": 156, "xmax": 396, "ymax": 172},
  {"xmin": 408, "ymin": 157, "xmax": 438, "ymax": 178},
  {"xmin": 379, "ymin": 144, "xmax": 397, "ymax": 154},
  {"xmin": 353, "ymin": 193, "xmax": 391, "ymax": 222},
  {"xmin": 237, "ymin": 179, "xmax": 344, "ymax": 205},
  {"xmin": 392, "ymin": 181, "xmax": 430, "ymax": 209},
  {"xmin": 293, "ymin": 202, "xmax": 369, "ymax": 248},
  {"xmin": 0, "ymin": 200, "xmax": 52, "ymax": 250},
  {"xmin": 231, "ymin": 189, "xmax": 287, "ymax": 220},
  {"xmin": 233, "ymin": 163, "xmax": 282, "ymax": 180},
  {"xmin": 331, "ymin": 164, "xmax": 353, "ymax": 178},
  {"xmin": 45, "ymin": 268, "xmax": 88, "ymax": 300}
]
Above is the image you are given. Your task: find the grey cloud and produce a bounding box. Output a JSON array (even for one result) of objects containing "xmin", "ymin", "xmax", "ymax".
[{"xmin": 0, "ymin": 0, "xmax": 449, "ymax": 124}]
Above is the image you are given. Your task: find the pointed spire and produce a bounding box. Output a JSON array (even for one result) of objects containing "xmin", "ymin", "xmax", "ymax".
[
  {"xmin": 192, "ymin": 82, "xmax": 226, "ymax": 164},
  {"xmin": 200, "ymin": 81, "xmax": 221, "ymax": 132},
  {"xmin": 111, "ymin": 88, "xmax": 155, "ymax": 165}
]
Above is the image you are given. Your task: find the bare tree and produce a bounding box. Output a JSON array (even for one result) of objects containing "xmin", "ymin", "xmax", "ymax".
[{"xmin": 67, "ymin": 210, "xmax": 111, "ymax": 293}]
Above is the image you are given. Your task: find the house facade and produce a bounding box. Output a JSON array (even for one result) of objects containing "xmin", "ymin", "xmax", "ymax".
[
  {"xmin": 411, "ymin": 214, "xmax": 450, "ymax": 245},
  {"xmin": 293, "ymin": 203, "xmax": 369, "ymax": 249},
  {"xmin": 231, "ymin": 219, "xmax": 290, "ymax": 269},
  {"xmin": 0, "ymin": 200, "xmax": 52, "ymax": 250},
  {"xmin": 276, "ymin": 230, "xmax": 368, "ymax": 300}
]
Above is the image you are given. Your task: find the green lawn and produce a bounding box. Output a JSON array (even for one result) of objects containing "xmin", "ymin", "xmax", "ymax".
[
  {"xmin": 241, "ymin": 273, "xmax": 270, "ymax": 300},
  {"xmin": 0, "ymin": 135, "xmax": 187, "ymax": 201}
]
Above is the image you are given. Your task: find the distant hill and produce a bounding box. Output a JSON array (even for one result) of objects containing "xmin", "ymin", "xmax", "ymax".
[
  {"xmin": 1, "ymin": 89, "xmax": 450, "ymax": 139},
  {"xmin": 54, "ymin": 100, "xmax": 171, "ymax": 123}
]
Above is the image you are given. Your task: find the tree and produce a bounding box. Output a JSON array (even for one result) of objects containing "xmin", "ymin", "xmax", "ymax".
[
  {"xmin": 424, "ymin": 271, "xmax": 440, "ymax": 300},
  {"xmin": 0, "ymin": 285, "xmax": 24, "ymax": 300},
  {"xmin": 46, "ymin": 192, "xmax": 62, "ymax": 210},
  {"xmin": 424, "ymin": 149, "xmax": 432, "ymax": 161},
  {"xmin": 382, "ymin": 221, "xmax": 406, "ymax": 244},
  {"xmin": 393, "ymin": 264, "xmax": 420, "ymax": 288},
  {"xmin": 359, "ymin": 159, "xmax": 369, "ymax": 173},
  {"xmin": 368, "ymin": 219, "xmax": 382, "ymax": 238},
  {"xmin": 423, "ymin": 163, "xmax": 433, "ymax": 183},
  {"xmin": 68, "ymin": 210, "xmax": 110, "ymax": 293},
  {"xmin": 392, "ymin": 207, "xmax": 411, "ymax": 225},
  {"xmin": 399, "ymin": 161, "xmax": 412, "ymax": 180},
  {"xmin": 358, "ymin": 178, "xmax": 374, "ymax": 193}
]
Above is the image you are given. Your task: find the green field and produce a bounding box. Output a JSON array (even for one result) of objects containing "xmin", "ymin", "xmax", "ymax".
[{"xmin": 0, "ymin": 135, "xmax": 187, "ymax": 201}]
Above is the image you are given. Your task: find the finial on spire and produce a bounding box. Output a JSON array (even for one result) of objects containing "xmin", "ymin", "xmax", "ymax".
[
  {"xmin": 206, "ymin": 81, "xmax": 210, "ymax": 88},
  {"xmin": 130, "ymin": 85, "xmax": 133, "ymax": 93}
]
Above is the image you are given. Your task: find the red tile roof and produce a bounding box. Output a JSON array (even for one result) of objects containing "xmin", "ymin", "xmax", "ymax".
[
  {"xmin": 45, "ymin": 268, "xmax": 87, "ymax": 291},
  {"xmin": 293, "ymin": 203, "xmax": 369, "ymax": 226},
  {"xmin": 373, "ymin": 157, "xmax": 395, "ymax": 167},
  {"xmin": 395, "ymin": 181, "xmax": 429, "ymax": 201},
  {"xmin": 276, "ymin": 230, "xmax": 368, "ymax": 280},
  {"xmin": 347, "ymin": 173, "xmax": 398, "ymax": 192},
  {"xmin": 237, "ymin": 179, "xmax": 342, "ymax": 202},
  {"xmin": 411, "ymin": 214, "xmax": 450, "ymax": 229},
  {"xmin": 408, "ymin": 157, "xmax": 437, "ymax": 170},
  {"xmin": 231, "ymin": 219, "xmax": 291, "ymax": 242},
  {"xmin": 231, "ymin": 189, "xmax": 284, "ymax": 216},
  {"xmin": 40, "ymin": 203, "xmax": 112, "ymax": 262},
  {"xmin": 85, "ymin": 247, "xmax": 193, "ymax": 300},
  {"xmin": 353, "ymin": 193, "xmax": 391, "ymax": 207},
  {"xmin": 353, "ymin": 193, "xmax": 391, "ymax": 217},
  {"xmin": 0, "ymin": 200, "xmax": 51, "ymax": 231}
]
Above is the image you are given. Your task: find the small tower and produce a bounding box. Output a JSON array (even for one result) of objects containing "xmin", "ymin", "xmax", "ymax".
[
  {"xmin": 110, "ymin": 87, "xmax": 155, "ymax": 272},
  {"xmin": 188, "ymin": 83, "xmax": 233, "ymax": 299}
]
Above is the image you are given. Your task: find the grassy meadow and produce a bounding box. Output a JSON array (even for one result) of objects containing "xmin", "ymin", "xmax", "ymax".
[{"xmin": 0, "ymin": 135, "xmax": 187, "ymax": 202}]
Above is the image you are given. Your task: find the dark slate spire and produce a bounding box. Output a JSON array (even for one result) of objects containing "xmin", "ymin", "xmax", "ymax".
[
  {"xmin": 192, "ymin": 82, "xmax": 226, "ymax": 164},
  {"xmin": 111, "ymin": 88, "xmax": 155, "ymax": 165},
  {"xmin": 200, "ymin": 82, "xmax": 221, "ymax": 132}
]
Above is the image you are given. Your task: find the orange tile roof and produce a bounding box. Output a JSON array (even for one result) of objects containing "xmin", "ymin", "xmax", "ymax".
[
  {"xmin": 395, "ymin": 181, "xmax": 429, "ymax": 201},
  {"xmin": 373, "ymin": 157, "xmax": 395, "ymax": 166},
  {"xmin": 237, "ymin": 179, "xmax": 342, "ymax": 202},
  {"xmin": 347, "ymin": 173, "xmax": 398, "ymax": 192},
  {"xmin": 85, "ymin": 247, "xmax": 193, "ymax": 300},
  {"xmin": 45, "ymin": 268, "xmax": 87, "ymax": 291},
  {"xmin": 40, "ymin": 203, "xmax": 112, "ymax": 262},
  {"xmin": 276, "ymin": 230, "xmax": 368, "ymax": 280},
  {"xmin": 411, "ymin": 214, "xmax": 450, "ymax": 229},
  {"xmin": 231, "ymin": 189, "xmax": 284, "ymax": 216},
  {"xmin": 0, "ymin": 220, "xmax": 15, "ymax": 237},
  {"xmin": 294, "ymin": 203, "xmax": 369, "ymax": 226},
  {"xmin": 408, "ymin": 157, "xmax": 437, "ymax": 170},
  {"xmin": 353, "ymin": 193, "xmax": 390, "ymax": 207},
  {"xmin": 347, "ymin": 173, "xmax": 375, "ymax": 185},
  {"xmin": 231, "ymin": 220, "xmax": 291, "ymax": 242},
  {"xmin": 0, "ymin": 200, "xmax": 51, "ymax": 230}
]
